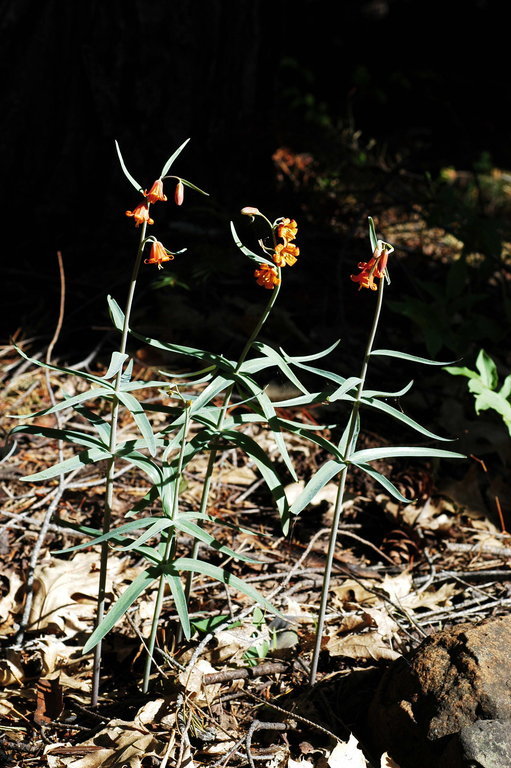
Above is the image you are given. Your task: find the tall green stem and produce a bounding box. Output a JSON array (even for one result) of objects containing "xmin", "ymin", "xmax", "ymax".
[
  {"xmin": 91, "ymin": 219, "xmax": 149, "ymax": 706},
  {"xmin": 309, "ymin": 278, "xmax": 385, "ymax": 686},
  {"xmin": 143, "ymin": 404, "xmax": 191, "ymax": 693},
  {"xmin": 182, "ymin": 276, "xmax": 281, "ymax": 608}
]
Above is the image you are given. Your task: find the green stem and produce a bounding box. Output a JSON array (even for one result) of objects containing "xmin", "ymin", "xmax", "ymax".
[
  {"xmin": 143, "ymin": 404, "xmax": 191, "ymax": 693},
  {"xmin": 182, "ymin": 272, "xmax": 281, "ymax": 610},
  {"xmin": 91, "ymin": 218, "xmax": 149, "ymax": 706},
  {"xmin": 309, "ymin": 278, "xmax": 385, "ymax": 686}
]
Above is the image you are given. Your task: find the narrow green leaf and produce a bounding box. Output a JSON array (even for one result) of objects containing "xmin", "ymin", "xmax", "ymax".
[
  {"xmin": 339, "ymin": 413, "xmax": 360, "ymax": 457},
  {"xmin": 82, "ymin": 566, "xmax": 160, "ymax": 654},
  {"xmin": 8, "ymin": 423, "xmax": 106, "ymax": 451},
  {"xmin": 363, "ymin": 380, "xmax": 414, "ymax": 399},
  {"xmin": 120, "ymin": 518, "xmax": 174, "ymax": 551},
  {"xmin": 289, "ymin": 459, "xmax": 345, "ymax": 517},
  {"xmin": 326, "ymin": 376, "xmax": 361, "ymax": 402},
  {"xmin": 56, "ymin": 518, "xmax": 167, "ymax": 554},
  {"xmin": 73, "ymin": 403, "xmax": 111, "ymax": 445},
  {"xmin": 371, "ymin": 349, "xmax": 457, "ymax": 366},
  {"xmin": 173, "ymin": 519, "xmax": 260, "ymax": 563},
  {"xmin": 116, "ymin": 391, "xmax": 156, "ymax": 456},
  {"xmin": 179, "ymin": 177, "xmax": 209, "ymax": 196},
  {"xmin": 230, "ymin": 222, "xmax": 275, "ymax": 266},
  {"xmin": 160, "ymin": 138, "xmax": 191, "ymax": 179},
  {"xmin": 107, "ymin": 295, "xmax": 125, "ymax": 331},
  {"xmin": 242, "ymin": 342, "xmax": 310, "ymax": 394},
  {"xmin": 350, "ymin": 446, "xmax": 465, "ymax": 463},
  {"xmin": 355, "ymin": 395, "xmax": 452, "ymax": 442},
  {"xmin": 171, "ymin": 558, "xmax": 281, "ymax": 618},
  {"xmin": 270, "ymin": 389, "xmax": 331, "ymax": 408},
  {"xmin": 237, "ymin": 375, "xmax": 297, "ymax": 481},
  {"xmin": 368, "ymin": 216, "xmax": 378, "ymax": 252},
  {"xmin": 352, "ymin": 462, "xmax": 413, "ymax": 503},
  {"xmin": 291, "ymin": 359, "xmax": 347, "ymax": 386},
  {"xmin": 280, "ymin": 339, "xmax": 341, "ymax": 364},
  {"xmin": 11, "ymin": 386, "xmax": 115, "ymax": 421},
  {"xmin": 220, "ymin": 428, "xmax": 290, "ymax": 531},
  {"xmin": 165, "ymin": 573, "xmax": 191, "ymax": 640},
  {"xmin": 102, "ymin": 351, "xmax": 129, "ymax": 380},
  {"xmin": 12, "ymin": 343, "xmax": 112, "ymax": 388},
  {"xmin": 22, "ymin": 446, "xmax": 111, "ymax": 482},
  {"xmin": 115, "ymin": 140, "xmax": 143, "ymax": 193}
]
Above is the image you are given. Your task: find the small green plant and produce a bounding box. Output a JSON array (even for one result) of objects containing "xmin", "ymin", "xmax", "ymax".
[{"xmin": 445, "ymin": 350, "xmax": 511, "ymax": 435}]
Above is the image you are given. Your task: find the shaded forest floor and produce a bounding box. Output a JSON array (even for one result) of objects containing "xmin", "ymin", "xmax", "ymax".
[{"xmin": 2, "ymin": 345, "xmax": 511, "ymax": 768}]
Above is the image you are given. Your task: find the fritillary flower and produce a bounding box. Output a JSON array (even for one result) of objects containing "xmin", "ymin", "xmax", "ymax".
[
  {"xmin": 144, "ymin": 179, "xmax": 167, "ymax": 204},
  {"xmin": 350, "ymin": 248, "xmax": 388, "ymax": 291},
  {"xmin": 125, "ymin": 202, "xmax": 154, "ymax": 227},
  {"xmin": 144, "ymin": 240, "xmax": 174, "ymax": 269},
  {"xmin": 273, "ymin": 242, "xmax": 299, "ymax": 267},
  {"xmin": 254, "ymin": 263, "xmax": 281, "ymax": 289},
  {"xmin": 277, "ymin": 218, "xmax": 298, "ymax": 243}
]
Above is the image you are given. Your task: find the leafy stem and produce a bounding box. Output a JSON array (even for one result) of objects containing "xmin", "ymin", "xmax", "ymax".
[
  {"xmin": 143, "ymin": 402, "xmax": 191, "ymax": 693},
  {"xmin": 309, "ymin": 277, "xmax": 385, "ymax": 686},
  {"xmin": 91, "ymin": 215, "xmax": 149, "ymax": 706},
  {"xmin": 182, "ymin": 269, "xmax": 282, "ymax": 609}
]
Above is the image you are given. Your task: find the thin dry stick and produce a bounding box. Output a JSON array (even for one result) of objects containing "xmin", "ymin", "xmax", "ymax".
[{"xmin": 15, "ymin": 252, "xmax": 66, "ymax": 644}]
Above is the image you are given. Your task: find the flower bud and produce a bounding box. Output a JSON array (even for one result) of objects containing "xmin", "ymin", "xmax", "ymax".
[
  {"xmin": 241, "ymin": 206, "xmax": 260, "ymax": 216},
  {"xmin": 175, "ymin": 181, "xmax": 184, "ymax": 206}
]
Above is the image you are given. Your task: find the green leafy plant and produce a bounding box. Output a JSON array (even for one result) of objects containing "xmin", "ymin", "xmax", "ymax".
[
  {"xmin": 5, "ymin": 145, "xmax": 464, "ymax": 701},
  {"xmin": 445, "ymin": 350, "xmax": 511, "ymax": 434}
]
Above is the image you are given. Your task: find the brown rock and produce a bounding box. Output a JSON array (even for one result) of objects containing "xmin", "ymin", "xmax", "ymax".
[{"xmin": 367, "ymin": 615, "xmax": 511, "ymax": 768}]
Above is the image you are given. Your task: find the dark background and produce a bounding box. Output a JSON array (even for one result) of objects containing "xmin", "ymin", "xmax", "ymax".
[{"xmin": 1, "ymin": 0, "xmax": 508, "ymax": 359}]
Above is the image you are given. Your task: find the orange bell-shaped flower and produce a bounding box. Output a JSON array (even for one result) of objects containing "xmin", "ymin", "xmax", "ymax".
[
  {"xmin": 144, "ymin": 240, "xmax": 174, "ymax": 269},
  {"xmin": 144, "ymin": 179, "xmax": 167, "ymax": 204},
  {"xmin": 125, "ymin": 202, "xmax": 154, "ymax": 227}
]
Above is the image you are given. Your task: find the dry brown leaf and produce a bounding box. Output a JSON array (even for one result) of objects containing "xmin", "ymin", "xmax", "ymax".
[
  {"xmin": 0, "ymin": 638, "xmax": 82, "ymax": 685},
  {"xmin": 45, "ymin": 719, "xmax": 166, "ymax": 768},
  {"xmin": 327, "ymin": 734, "xmax": 368, "ymax": 767},
  {"xmin": 179, "ymin": 659, "xmax": 221, "ymax": 706},
  {"xmin": 327, "ymin": 631, "xmax": 401, "ymax": 662},
  {"xmin": 219, "ymin": 465, "xmax": 258, "ymax": 485},
  {"xmin": 28, "ymin": 553, "xmax": 140, "ymax": 636},
  {"xmin": 381, "ymin": 572, "xmax": 456, "ymax": 611},
  {"xmin": 0, "ymin": 568, "xmax": 24, "ymax": 633},
  {"xmin": 332, "ymin": 579, "xmax": 379, "ymax": 607}
]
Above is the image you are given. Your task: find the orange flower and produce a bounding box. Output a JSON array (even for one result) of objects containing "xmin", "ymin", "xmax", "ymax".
[
  {"xmin": 273, "ymin": 242, "xmax": 299, "ymax": 267},
  {"xmin": 350, "ymin": 248, "xmax": 388, "ymax": 291},
  {"xmin": 144, "ymin": 240, "xmax": 174, "ymax": 269},
  {"xmin": 125, "ymin": 202, "xmax": 154, "ymax": 227},
  {"xmin": 277, "ymin": 218, "xmax": 298, "ymax": 242},
  {"xmin": 144, "ymin": 179, "xmax": 167, "ymax": 204},
  {"xmin": 254, "ymin": 263, "xmax": 281, "ymax": 289}
]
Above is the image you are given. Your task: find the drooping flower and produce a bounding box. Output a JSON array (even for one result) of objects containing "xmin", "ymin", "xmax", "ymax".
[
  {"xmin": 254, "ymin": 262, "xmax": 281, "ymax": 289},
  {"xmin": 144, "ymin": 240, "xmax": 174, "ymax": 269},
  {"xmin": 144, "ymin": 179, "xmax": 167, "ymax": 204},
  {"xmin": 175, "ymin": 181, "xmax": 184, "ymax": 206},
  {"xmin": 273, "ymin": 242, "xmax": 299, "ymax": 268},
  {"xmin": 277, "ymin": 218, "xmax": 298, "ymax": 243},
  {"xmin": 350, "ymin": 248, "xmax": 388, "ymax": 291},
  {"xmin": 125, "ymin": 202, "xmax": 154, "ymax": 227}
]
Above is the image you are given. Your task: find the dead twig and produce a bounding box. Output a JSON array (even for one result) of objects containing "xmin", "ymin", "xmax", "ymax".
[{"xmin": 203, "ymin": 662, "xmax": 288, "ymax": 685}]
